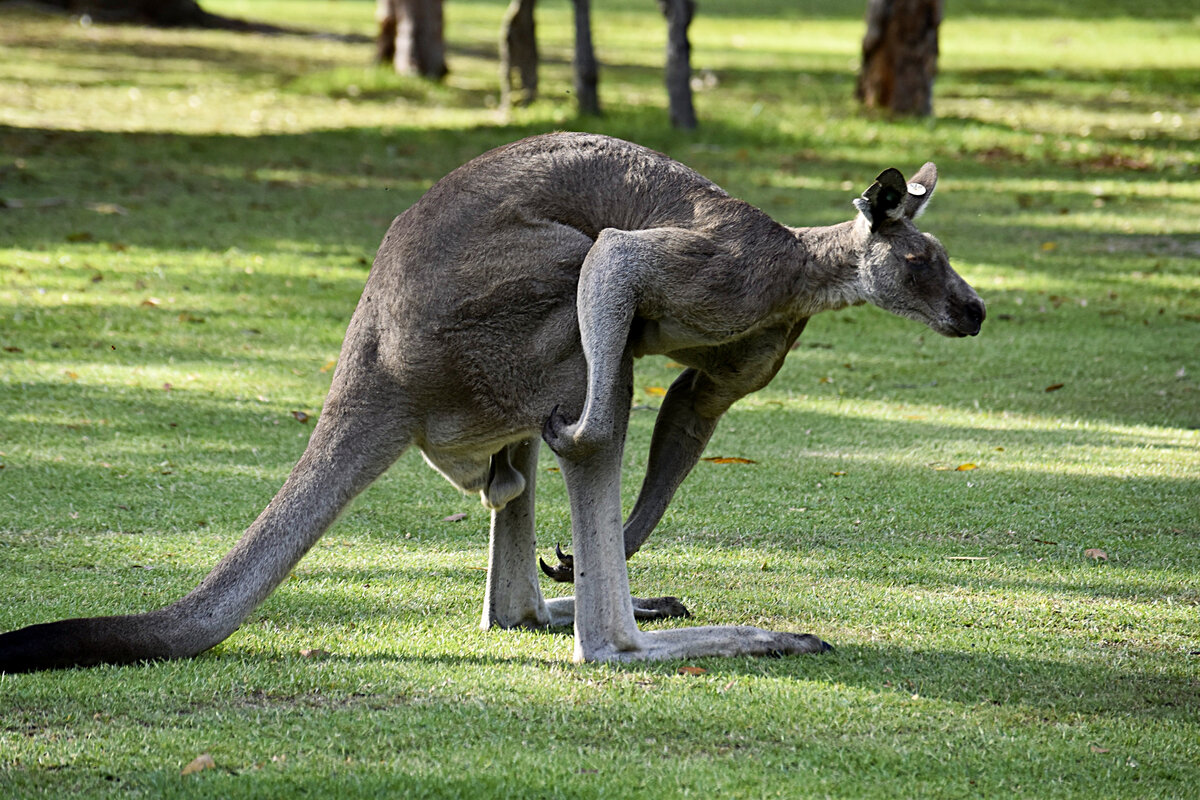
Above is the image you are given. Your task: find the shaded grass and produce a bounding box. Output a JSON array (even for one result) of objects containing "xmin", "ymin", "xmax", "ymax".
[{"xmin": 1, "ymin": 0, "xmax": 1198, "ymax": 797}]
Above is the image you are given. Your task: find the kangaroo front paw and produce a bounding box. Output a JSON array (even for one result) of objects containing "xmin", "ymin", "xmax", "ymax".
[
  {"xmin": 539, "ymin": 543, "xmax": 575, "ymax": 583},
  {"xmin": 542, "ymin": 405, "xmax": 607, "ymax": 460},
  {"xmin": 542, "ymin": 405, "xmax": 579, "ymax": 458}
]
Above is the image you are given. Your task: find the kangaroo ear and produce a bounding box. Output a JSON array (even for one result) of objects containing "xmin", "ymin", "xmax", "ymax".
[
  {"xmin": 856, "ymin": 168, "xmax": 907, "ymax": 231},
  {"xmin": 903, "ymin": 161, "xmax": 938, "ymax": 220}
]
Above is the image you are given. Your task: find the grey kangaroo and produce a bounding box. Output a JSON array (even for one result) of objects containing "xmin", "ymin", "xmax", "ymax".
[{"xmin": 0, "ymin": 132, "xmax": 984, "ymax": 671}]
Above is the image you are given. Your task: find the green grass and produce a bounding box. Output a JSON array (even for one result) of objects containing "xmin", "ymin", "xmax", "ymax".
[{"xmin": 1, "ymin": 0, "xmax": 1198, "ymax": 796}]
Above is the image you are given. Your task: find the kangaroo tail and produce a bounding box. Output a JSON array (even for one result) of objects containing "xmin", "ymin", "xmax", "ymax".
[{"xmin": 0, "ymin": 394, "xmax": 410, "ymax": 673}]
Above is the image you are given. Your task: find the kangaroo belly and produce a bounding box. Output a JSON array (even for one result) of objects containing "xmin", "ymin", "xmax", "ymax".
[{"xmin": 629, "ymin": 317, "xmax": 719, "ymax": 357}]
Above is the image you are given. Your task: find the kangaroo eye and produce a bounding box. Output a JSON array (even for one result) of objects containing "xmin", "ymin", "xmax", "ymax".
[{"xmin": 905, "ymin": 253, "xmax": 928, "ymax": 270}]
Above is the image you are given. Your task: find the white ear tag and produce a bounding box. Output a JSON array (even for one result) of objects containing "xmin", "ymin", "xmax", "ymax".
[{"xmin": 907, "ymin": 182, "xmax": 927, "ymax": 196}]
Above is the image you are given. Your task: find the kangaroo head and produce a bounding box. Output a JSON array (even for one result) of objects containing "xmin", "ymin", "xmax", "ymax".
[{"xmin": 850, "ymin": 163, "xmax": 986, "ymax": 338}]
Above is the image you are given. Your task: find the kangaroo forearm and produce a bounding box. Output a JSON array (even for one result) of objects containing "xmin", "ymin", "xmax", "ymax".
[{"xmin": 623, "ymin": 369, "xmax": 723, "ymax": 558}]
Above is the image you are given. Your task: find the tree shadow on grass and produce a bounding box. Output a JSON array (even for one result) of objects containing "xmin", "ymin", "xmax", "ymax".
[
  {"xmin": 1, "ymin": 114, "xmax": 1190, "ymax": 256},
  {"xmin": 182, "ymin": 643, "xmax": 1198, "ymax": 728}
]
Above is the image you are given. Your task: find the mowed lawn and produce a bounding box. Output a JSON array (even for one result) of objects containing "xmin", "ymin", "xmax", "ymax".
[{"xmin": 0, "ymin": 0, "xmax": 1197, "ymax": 797}]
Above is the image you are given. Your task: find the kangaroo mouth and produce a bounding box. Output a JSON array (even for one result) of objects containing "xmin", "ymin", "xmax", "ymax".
[{"xmin": 931, "ymin": 316, "xmax": 983, "ymax": 338}]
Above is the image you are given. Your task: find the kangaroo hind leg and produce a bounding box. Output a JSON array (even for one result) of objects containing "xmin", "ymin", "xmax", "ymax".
[
  {"xmin": 480, "ymin": 437, "xmax": 564, "ymax": 629},
  {"xmin": 479, "ymin": 438, "xmax": 687, "ymax": 631},
  {"xmin": 554, "ymin": 344, "xmax": 829, "ymax": 662}
]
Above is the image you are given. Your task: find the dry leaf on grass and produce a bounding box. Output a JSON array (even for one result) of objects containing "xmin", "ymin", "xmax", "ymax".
[
  {"xmin": 181, "ymin": 753, "xmax": 215, "ymax": 776},
  {"xmin": 677, "ymin": 666, "xmax": 707, "ymax": 676},
  {"xmin": 442, "ymin": 512, "xmax": 468, "ymax": 522},
  {"xmin": 291, "ymin": 410, "xmax": 309, "ymax": 423},
  {"xmin": 701, "ymin": 456, "xmax": 757, "ymax": 465},
  {"xmin": 1084, "ymin": 548, "xmax": 1108, "ymax": 561},
  {"xmin": 85, "ymin": 201, "xmax": 129, "ymax": 216},
  {"xmin": 643, "ymin": 386, "xmax": 667, "ymax": 397}
]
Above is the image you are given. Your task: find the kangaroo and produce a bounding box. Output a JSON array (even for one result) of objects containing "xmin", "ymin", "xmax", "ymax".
[{"xmin": 0, "ymin": 132, "xmax": 984, "ymax": 671}]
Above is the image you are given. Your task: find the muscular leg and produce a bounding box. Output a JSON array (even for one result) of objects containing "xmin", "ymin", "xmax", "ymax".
[
  {"xmin": 544, "ymin": 226, "xmax": 720, "ymax": 460},
  {"xmin": 480, "ymin": 437, "xmax": 570, "ymax": 629},
  {"xmin": 544, "ymin": 229, "xmax": 646, "ymax": 460},
  {"xmin": 558, "ymin": 355, "xmax": 829, "ymax": 662},
  {"xmin": 482, "ymin": 438, "xmax": 570, "ymax": 629},
  {"xmin": 557, "ymin": 355, "xmax": 645, "ymax": 660},
  {"xmin": 480, "ymin": 437, "xmax": 681, "ymax": 631}
]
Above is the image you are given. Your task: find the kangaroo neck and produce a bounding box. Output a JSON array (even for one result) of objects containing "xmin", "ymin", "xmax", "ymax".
[{"xmin": 786, "ymin": 219, "xmax": 866, "ymax": 317}]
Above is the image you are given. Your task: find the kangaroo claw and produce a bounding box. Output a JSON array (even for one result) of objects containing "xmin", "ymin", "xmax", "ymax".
[
  {"xmin": 539, "ymin": 543, "xmax": 576, "ymax": 583},
  {"xmin": 766, "ymin": 633, "xmax": 833, "ymax": 656},
  {"xmin": 631, "ymin": 596, "xmax": 691, "ymax": 620}
]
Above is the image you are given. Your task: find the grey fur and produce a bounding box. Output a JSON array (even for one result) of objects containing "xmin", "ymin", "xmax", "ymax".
[{"xmin": 0, "ymin": 133, "xmax": 984, "ymax": 671}]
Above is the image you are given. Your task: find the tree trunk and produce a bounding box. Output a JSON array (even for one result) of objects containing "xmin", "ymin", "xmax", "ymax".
[
  {"xmin": 16, "ymin": 0, "xmax": 283, "ymax": 29},
  {"xmin": 658, "ymin": 0, "xmax": 697, "ymax": 129},
  {"xmin": 376, "ymin": 0, "xmax": 399, "ymax": 65},
  {"xmin": 376, "ymin": 0, "xmax": 448, "ymax": 80},
  {"xmin": 500, "ymin": 0, "xmax": 538, "ymax": 107},
  {"xmin": 571, "ymin": 0, "xmax": 600, "ymax": 116},
  {"xmin": 856, "ymin": 0, "xmax": 942, "ymax": 116}
]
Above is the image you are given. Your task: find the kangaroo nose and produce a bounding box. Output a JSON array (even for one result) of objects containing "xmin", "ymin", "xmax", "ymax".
[{"xmin": 965, "ymin": 297, "xmax": 986, "ymax": 334}]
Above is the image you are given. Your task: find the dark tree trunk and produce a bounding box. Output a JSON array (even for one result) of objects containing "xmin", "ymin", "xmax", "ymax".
[
  {"xmin": 376, "ymin": 2, "xmax": 399, "ymax": 65},
  {"xmin": 376, "ymin": 0, "xmax": 448, "ymax": 80},
  {"xmin": 15, "ymin": 0, "xmax": 285, "ymax": 30},
  {"xmin": 856, "ymin": 0, "xmax": 942, "ymax": 116},
  {"xmin": 658, "ymin": 0, "xmax": 697, "ymax": 129},
  {"xmin": 571, "ymin": 0, "xmax": 600, "ymax": 116},
  {"xmin": 499, "ymin": 0, "xmax": 538, "ymax": 107}
]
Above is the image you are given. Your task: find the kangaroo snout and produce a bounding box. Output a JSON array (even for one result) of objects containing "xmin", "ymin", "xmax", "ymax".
[{"xmin": 954, "ymin": 294, "xmax": 986, "ymax": 337}]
